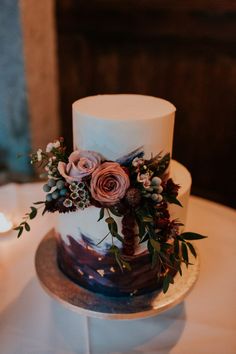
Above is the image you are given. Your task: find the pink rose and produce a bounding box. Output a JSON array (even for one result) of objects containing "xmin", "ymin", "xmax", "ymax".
[
  {"xmin": 58, "ymin": 150, "xmax": 101, "ymax": 183},
  {"xmin": 91, "ymin": 162, "xmax": 130, "ymax": 206}
]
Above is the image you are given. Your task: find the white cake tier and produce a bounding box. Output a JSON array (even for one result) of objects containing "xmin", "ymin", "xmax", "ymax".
[
  {"xmin": 73, "ymin": 94, "xmax": 176, "ymax": 160},
  {"xmin": 56, "ymin": 160, "xmax": 191, "ymax": 255}
]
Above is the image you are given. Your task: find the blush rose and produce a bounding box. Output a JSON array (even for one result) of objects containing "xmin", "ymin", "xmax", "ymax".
[
  {"xmin": 58, "ymin": 150, "xmax": 101, "ymax": 183},
  {"xmin": 90, "ymin": 162, "xmax": 130, "ymax": 206}
]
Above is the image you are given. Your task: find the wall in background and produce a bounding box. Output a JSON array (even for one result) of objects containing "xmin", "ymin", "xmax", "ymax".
[
  {"xmin": 56, "ymin": 0, "xmax": 236, "ymax": 208},
  {"xmin": 0, "ymin": 0, "xmax": 60, "ymax": 182},
  {"xmin": 20, "ymin": 0, "xmax": 60, "ymax": 151},
  {"xmin": 0, "ymin": 0, "xmax": 31, "ymax": 175}
]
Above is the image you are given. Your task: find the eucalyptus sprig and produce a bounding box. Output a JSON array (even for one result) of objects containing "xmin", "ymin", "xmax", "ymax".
[
  {"xmin": 97, "ymin": 207, "xmax": 133, "ymax": 271},
  {"xmin": 14, "ymin": 202, "xmax": 45, "ymax": 237},
  {"xmin": 97, "ymin": 207, "xmax": 124, "ymax": 244}
]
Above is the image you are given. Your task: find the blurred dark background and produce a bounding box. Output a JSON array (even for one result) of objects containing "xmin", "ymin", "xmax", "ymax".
[
  {"xmin": 56, "ymin": 1, "xmax": 236, "ymax": 208},
  {"xmin": 0, "ymin": 0, "xmax": 235, "ymax": 208}
]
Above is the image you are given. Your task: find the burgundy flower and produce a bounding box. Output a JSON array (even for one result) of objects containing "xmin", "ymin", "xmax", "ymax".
[
  {"xmin": 90, "ymin": 162, "xmax": 130, "ymax": 206},
  {"xmin": 164, "ymin": 178, "xmax": 180, "ymax": 197}
]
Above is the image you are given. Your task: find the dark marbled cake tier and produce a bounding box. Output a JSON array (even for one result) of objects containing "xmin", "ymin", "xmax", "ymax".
[{"xmin": 56, "ymin": 234, "xmax": 177, "ymax": 297}]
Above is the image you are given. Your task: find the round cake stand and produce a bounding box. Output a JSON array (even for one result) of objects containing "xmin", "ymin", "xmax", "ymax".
[{"xmin": 35, "ymin": 230, "xmax": 200, "ymax": 320}]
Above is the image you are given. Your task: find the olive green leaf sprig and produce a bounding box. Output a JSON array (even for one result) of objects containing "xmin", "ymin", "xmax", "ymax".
[
  {"xmin": 14, "ymin": 201, "xmax": 45, "ymax": 237},
  {"xmin": 97, "ymin": 207, "xmax": 124, "ymax": 244},
  {"xmin": 161, "ymin": 232, "xmax": 207, "ymax": 293},
  {"xmin": 30, "ymin": 138, "xmax": 68, "ymax": 179},
  {"xmin": 97, "ymin": 207, "xmax": 131, "ymax": 271},
  {"xmin": 138, "ymin": 210, "xmax": 207, "ymax": 293}
]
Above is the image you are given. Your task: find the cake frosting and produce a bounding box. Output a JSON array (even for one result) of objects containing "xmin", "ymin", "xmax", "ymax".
[
  {"xmin": 73, "ymin": 94, "xmax": 175, "ymax": 160},
  {"xmin": 55, "ymin": 94, "xmax": 192, "ymax": 296}
]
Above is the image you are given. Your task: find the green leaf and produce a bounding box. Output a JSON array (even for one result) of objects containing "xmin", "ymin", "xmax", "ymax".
[
  {"xmin": 97, "ymin": 207, "xmax": 105, "ymax": 222},
  {"xmin": 114, "ymin": 233, "xmax": 124, "ymax": 243},
  {"xmin": 178, "ymin": 264, "xmax": 183, "ymax": 276},
  {"xmin": 114, "ymin": 250, "xmax": 123, "ymax": 272},
  {"xmin": 161, "ymin": 243, "xmax": 173, "ymax": 252},
  {"xmin": 139, "ymin": 230, "xmax": 149, "ymax": 243},
  {"xmin": 159, "ymin": 252, "xmax": 172, "ymax": 267},
  {"xmin": 169, "ymin": 253, "xmax": 176, "ymax": 266},
  {"xmin": 142, "ymin": 216, "xmax": 153, "ymax": 223},
  {"xmin": 109, "ymin": 244, "xmax": 130, "ymax": 271},
  {"xmin": 109, "ymin": 245, "xmax": 117, "ymax": 254},
  {"xmin": 13, "ymin": 226, "xmax": 21, "ymax": 231},
  {"xmin": 109, "ymin": 207, "xmax": 123, "ymax": 217},
  {"xmin": 29, "ymin": 206, "xmax": 37, "ymax": 219},
  {"xmin": 169, "ymin": 274, "xmax": 174, "ymax": 284},
  {"xmin": 177, "ymin": 235, "xmax": 184, "ymax": 241},
  {"xmin": 108, "ymin": 220, "xmax": 118, "ymax": 236},
  {"xmin": 181, "ymin": 232, "xmax": 207, "ymax": 240},
  {"xmin": 136, "ymin": 219, "xmax": 146, "ymax": 238},
  {"xmin": 162, "ymin": 273, "xmax": 171, "ymax": 293},
  {"xmin": 146, "ymin": 224, "xmax": 156, "ymax": 238},
  {"xmin": 150, "ymin": 238, "xmax": 161, "ymax": 252},
  {"xmin": 186, "ymin": 242, "xmax": 197, "ymax": 258},
  {"xmin": 120, "ymin": 259, "xmax": 131, "ymax": 271},
  {"xmin": 174, "ymin": 238, "xmax": 179, "ymax": 255},
  {"xmin": 42, "ymin": 207, "xmax": 47, "ymax": 215},
  {"xmin": 14, "ymin": 226, "xmax": 24, "ymax": 238},
  {"xmin": 149, "ymin": 152, "xmax": 170, "ymax": 175},
  {"xmin": 151, "ymin": 250, "xmax": 158, "ymax": 268},
  {"xmin": 147, "ymin": 239, "xmax": 153, "ymax": 254},
  {"xmin": 181, "ymin": 242, "xmax": 189, "ymax": 266},
  {"xmin": 164, "ymin": 195, "xmax": 183, "ymax": 207},
  {"xmin": 105, "ymin": 217, "xmax": 114, "ymax": 224},
  {"xmin": 157, "ymin": 152, "xmax": 170, "ymax": 175},
  {"xmin": 24, "ymin": 222, "xmax": 30, "ymax": 232},
  {"xmin": 17, "ymin": 227, "xmax": 24, "ymax": 237}
]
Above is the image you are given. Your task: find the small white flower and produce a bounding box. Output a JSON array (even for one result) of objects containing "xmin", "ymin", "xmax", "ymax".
[
  {"xmin": 48, "ymin": 158, "xmax": 53, "ymax": 166},
  {"xmin": 132, "ymin": 157, "xmax": 144, "ymax": 168},
  {"xmin": 137, "ymin": 172, "xmax": 151, "ymax": 188},
  {"xmin": 37, "ymin": 149, "xmax": 42, "ymax": 161},
  {"xmin": 46, "ymin": 142, "xmax": 54, "ymax": 153}
]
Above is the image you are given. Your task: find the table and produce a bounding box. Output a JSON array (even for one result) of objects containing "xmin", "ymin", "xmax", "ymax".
[{"xmin": 0, "ymin": 183, "xmax": 235, "ymax": 354}]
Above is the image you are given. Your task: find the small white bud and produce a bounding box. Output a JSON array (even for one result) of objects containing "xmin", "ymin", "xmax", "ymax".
[
  {"xmin": 46, "ymin": 143, "xmax": 54, "ymax": 153},
  {"xmin": 37, "ymin": 149, "xmax": 42, "ymax": 161}
]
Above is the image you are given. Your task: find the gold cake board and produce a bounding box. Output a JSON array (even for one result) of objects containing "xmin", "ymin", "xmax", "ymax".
[{"xmin": 35, "ymin": 230, "xmax": 200, "ymax": 320}]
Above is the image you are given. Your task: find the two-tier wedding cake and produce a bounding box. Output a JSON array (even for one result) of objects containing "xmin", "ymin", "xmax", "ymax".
[
  {"xmin": 56, "ymin": 95, "xmax": 191, "ymax": 296},
  {"xmin": 16, "ymin": 94, "xmax": 205, "ymax": 297}
]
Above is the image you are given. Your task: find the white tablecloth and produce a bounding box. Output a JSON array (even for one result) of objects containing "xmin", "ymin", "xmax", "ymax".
[{"xmin": 0, "ymin": 183, "xmax": 235, "ymax": 354}]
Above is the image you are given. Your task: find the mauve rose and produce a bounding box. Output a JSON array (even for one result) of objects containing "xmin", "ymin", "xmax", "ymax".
[
  {"xmin": 58, "ymin": 150, "xmax": 101, "ymax": 183},
  {"xmin": 91, "ymin": 162, "xmax": 130, "ymax": 206}
]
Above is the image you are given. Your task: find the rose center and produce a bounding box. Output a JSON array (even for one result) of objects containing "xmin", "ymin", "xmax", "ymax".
[
  {"xmin": 79, "ymin": 157, "xmax": 92, "ymax": 170},
  {"xmin": 104, "ymin": 179, "xmax": 117, "ymax": 192}
]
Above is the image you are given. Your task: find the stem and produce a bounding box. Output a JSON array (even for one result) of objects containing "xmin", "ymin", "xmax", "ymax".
[
  {"xmin": 96, "ymin": 232, "xmax": 110, "ymax": 246},
  {"xmin": 105, "ymin": 208, "xmax": 114, "ymax": 245}
]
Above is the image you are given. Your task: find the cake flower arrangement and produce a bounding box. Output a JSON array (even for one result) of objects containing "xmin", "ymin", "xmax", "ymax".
[{"xmin": 15, "ymin": 138, "xmax": 206, "ymax": 293}]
